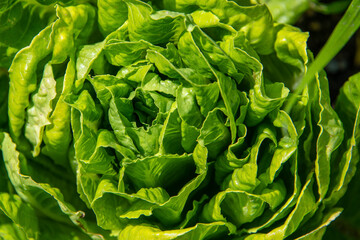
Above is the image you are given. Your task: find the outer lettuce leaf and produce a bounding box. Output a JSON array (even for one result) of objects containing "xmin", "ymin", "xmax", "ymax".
[
  {"xmin": 0, "ymin": 132, "xmax": 109, "ymax": 239},
  {"xmin": 8, "ymin": 25, "xmax": 53, "ymax": 142},
  {"xmin": 0, "ymin": 0, "xmax": 56, "ymax": 68},
  {"xmin": 8, "ymin": 3, "xmax": 96, "ymax": 146},
  {"xmin": 274, "ymin": 24, "xmax": 308, "ymax": 72},
  {"xmin": 295, "ymin": 208, "xmax": 342, "ymax": 240},
  {"xmin": 246, "ymin": 154, "xmax": 301, "ymax": 234},
  {"xmin": 244, "ymin": 175, "xmax": 316, "ymax": 239},
  {"xmin": 0, "ymin": 193, "xmax": 39, "ymax": 239},
  {"xmin": 0, "ymin": 194, "xmax": 102, "ymax": 240},
  {"xmin": 117, "ymin": 222, "xmax": 228, "ymax": 240},
  {"xmin": 312, "ymin": 71, "xmax": 344, "ymax": 200},
  {"xmin": 98, "ymin": 0, "xmax": 128, "ymax": 36},
  {"xmin": 260, "ymin": 0, "xmax": 309, "ymax": 24},
  {"xmin": 322, "ymin": 73, "xmax": 360, "ymax": 240},
  {"xmin": 334, "ymin": 72, "xmax": 360, "ymax": 134},
  {"xmin": 0, "ymin": 213, "xmax": 27, "ymax": 240},
  {"xmin": 51, "ymin": 4, "xmax": 96, "ymax": 63}
]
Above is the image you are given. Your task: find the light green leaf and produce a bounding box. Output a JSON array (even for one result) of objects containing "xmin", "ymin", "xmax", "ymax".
[
  {"xmin": 104, "ymin": 40, "xmax": 151, "ymax": 66},
  {"xmin": 125, "ymin": 0, "xmax": 186, "ymax": 44},
  {"xmin": 265, "ymin": 110, "xmax": 298, "ymax": 184},
  {"xmin": 224, "ymin": 163, "xmax": 259, "ymax": 192},
  {"xmin": 177, "ymin": 86, "xmax": 204, "ymax": 128},
  {"xmin": 201, "ymin": 190, "xmax": 266, "ymax": 227},
  {"xmin": 325, "ymin": 73, "xmax": 360, "ymax": 207},
  {"xmin": 158, "ymin": 104, "xmax": 184, "ymax": 154},
  {"xmin": 98, "ymin": 0, "xmax": 128, "ymax": 36},
  {"xmin": 0, "ymin": 193, "xmax": 39, "ymax": 239},
  {"xmin": 51, "ymin": 4, "xmax": 96, "ymax": 64},
  {"xmin": 89, "ymin": 74, "xmax": 132, "ymax": 112},
  {"xmin": 0, "ymin": 0, "xmax": 56, "ymax": 69},
  {"xmin": 42, "ymin": 57, "xmax": 75, "ymax": 166},
  {"xmin": 117, "ymin": 222, "xmax": 228, "ymax": 240},
  {"xmin": 0, "ymin": 213, "xmax": 27, "ymax": 240},
  {"xmin": 1, "ymin": 132, "xmax": 104, "ymax": 239},
  {"xmin": 261, "ymin": 0, "xmax": 309, "ymax": 24},
  {"xmin": 198, "ymin": 109, "xmax": 231, "ymax": 159},
  {"xmin": 75, "ymin": 41, "xmax": 106, "ymax": 91},
  {"xmin": 313, "ymin": 71, "xmax": 344, "ymax": 200},
  {"xmin": 8, "ymin": 25, "xmax": 53, "ymax": 141},
  {"xmin": 180, "ymin": 121, "xmax": 200, "ymax": 153},
  {"xmin": 245, "ymin": 175, "xmax": 316, "ymax": 239},
  {"xmin": 245, "ymin": 81, "xmax": 289, "ymax": 127},
  {"xmin": 274, "ymin": 24, "xmax": 308, "ymax": 72},
  {"xmin": 25, "ymin": 63, "xmax": 56, "ymax": 157},
  {"xmin": 246, "ymin": 154, "xmax": 301, "ymax": 234},
  {"xmin": 215, "ymin": 125, "xmax": 249, "ymax": 184},
  {"xmin": 123, "ymin": 154, "xmax": 194, "ymax": 191}
]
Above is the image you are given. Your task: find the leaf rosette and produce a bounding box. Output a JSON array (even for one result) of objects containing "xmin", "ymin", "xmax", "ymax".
[{"xmin": 1, "ymin": 0, "xmax": 360, "ymax": 239}]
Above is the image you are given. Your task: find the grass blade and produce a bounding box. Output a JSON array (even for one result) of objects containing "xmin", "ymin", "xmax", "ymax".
[{"xmin": 285, "ymin": 0, "xmax": 360, "ymax": 113}]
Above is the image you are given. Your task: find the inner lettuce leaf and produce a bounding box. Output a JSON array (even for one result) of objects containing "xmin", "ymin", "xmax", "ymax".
[{"xmin": 0, "ymin": 0, "xmax": 359, "ymax": 239}]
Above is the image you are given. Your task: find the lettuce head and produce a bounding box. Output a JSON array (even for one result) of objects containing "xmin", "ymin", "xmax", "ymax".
[{"xmin": 0, "ymin": 0, "xmax": 359, "ymax": 239}]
